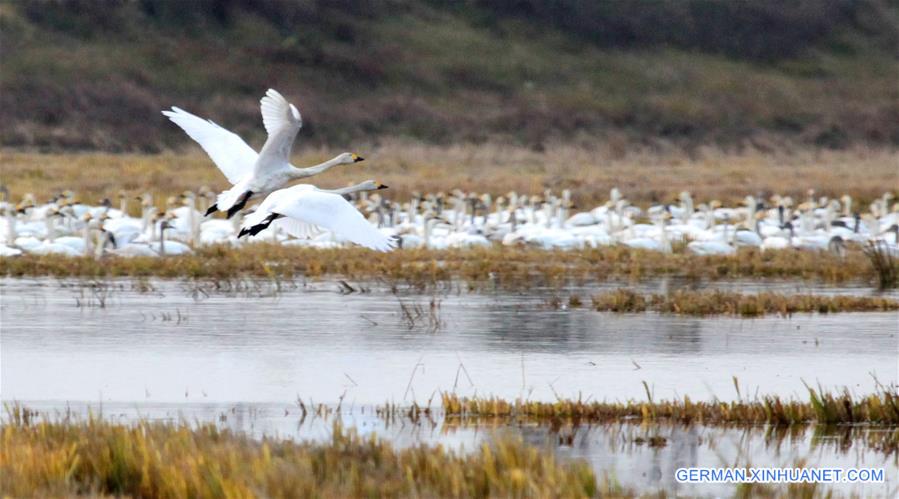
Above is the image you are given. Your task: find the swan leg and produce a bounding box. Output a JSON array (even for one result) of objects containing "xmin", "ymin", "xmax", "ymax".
[
  {"xmin": 226, "ymin": 191, "xmax": 253, "ymax": 219},
  {"xmin": 238, "ymin": 212, "xmax": 283, "ymax": 238}
]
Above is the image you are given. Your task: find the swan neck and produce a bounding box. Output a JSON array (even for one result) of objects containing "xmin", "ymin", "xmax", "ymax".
[
  {"xmin": 290, "ymin": 156, "xmax": 344, "ymax": 179},
  {"xmin": 83, "ymin": 224, "xmax": 92, "ymax": 254},
  {"xmin": 659, "ymin": 219, "xmax": 671, "ymax": 252},
  {"xmin": 330, "ymin": 181, "xmax": 371, "ymax": 196},
  {"xmin": 188, "ymin": 197, "xmax": 197, "ymax": 246}
]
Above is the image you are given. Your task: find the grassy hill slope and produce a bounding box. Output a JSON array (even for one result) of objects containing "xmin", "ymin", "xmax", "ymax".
[{"xmin": 1, "ymin": 0, "xmax": 897, "ymax": 152}]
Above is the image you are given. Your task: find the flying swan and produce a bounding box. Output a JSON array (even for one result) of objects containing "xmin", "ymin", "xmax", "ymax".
[
  {"xmin": 162, "ymin": 89, "xmax": 364, "ymax": 218},
  {"xmin": 237, "ymin": 181, "xmax": 396, "ymax": 252}
]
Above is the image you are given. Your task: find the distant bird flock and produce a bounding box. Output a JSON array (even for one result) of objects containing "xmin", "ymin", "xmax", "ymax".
[{"xmin": 1, "ymin": 89, "xmax": 897, "ymax": 258}]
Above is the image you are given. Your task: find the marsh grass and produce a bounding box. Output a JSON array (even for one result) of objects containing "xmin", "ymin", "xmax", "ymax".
[
  {"xmin": 863, "ymin": 240, "xmax": 898, "ymax": 289},
  {"xmin": 2, "ymin": 147, "xmax": 897, "ymax": 208},
  {"xmin": 1, "ymin": 407, "xmax": 597, "ymax": 498},
  {"xmin": 591, "ymin": 289, "xmax": 899, "ymax": 316},
  {"xmin": 441, "ymin": 387, "xmax": 899, "ymax": 426},
  {"xmin": 3, "ymin": 401, "xmax": 894, "ymax": 498},
  {"xmin": 0, "ymin": 244, "xmax": 883, "ymax": 287},
  {"xmin": 395, "ymin": 294, "xmax": 444, "ymax": 332}
]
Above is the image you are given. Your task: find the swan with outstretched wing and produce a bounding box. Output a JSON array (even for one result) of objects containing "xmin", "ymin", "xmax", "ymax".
[
  {"xmin": 238, "ymin": 181, "xmax": 395, "ymax": 252},
  {"xmin": 162, "ymin": 89, "xmax": 364, "ymax": 218}
]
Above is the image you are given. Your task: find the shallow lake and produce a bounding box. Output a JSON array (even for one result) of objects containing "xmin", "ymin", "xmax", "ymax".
[
  {"xmin": 2, "ymin": 277, "xmax": 895, "ymax": 404},
  {"xmin": 2, "ymin": 277, "xmax": 897, "ymax": 496}
]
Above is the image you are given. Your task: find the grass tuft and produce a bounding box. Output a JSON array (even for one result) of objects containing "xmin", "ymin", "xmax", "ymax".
[
  {"xmin": 863, "ymin": 240, "xmax": 898, "ymax": 289},
  {"xmin": 0, "ymin": 409, "xmax": 596, "ymax": 498},
  {"xmin": 441, "ymin": 387, "xmax": 899, "ymax": 426},
  {"xmin": 591, "ymin": 289, "xmax": 899, "ymax": 316}
]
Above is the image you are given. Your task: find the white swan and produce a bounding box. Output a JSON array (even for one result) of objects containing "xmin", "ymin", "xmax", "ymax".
[
  {"xmin": 238, "ymin": 182, "xmax": 395, "ymax": 251},
  {"xmin": 162, "ymin": 88, "xmax": 364, "ymax": 218},
  {"xmin": 0, "ymin": 244, "xmax": 22, "ymax": 257},
  {"xmin": 157, "ymin": 218, "xmax": 193, "ymax": 256}
]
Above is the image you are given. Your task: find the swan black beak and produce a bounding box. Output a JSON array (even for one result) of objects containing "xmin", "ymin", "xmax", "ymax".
[
  {"xmin": 377, "ymin": 183, "xmax": 389, "ymax": 190},
  {"xmin": 352, "ymin": 154, "xmax": 365, "ymax": 163}
]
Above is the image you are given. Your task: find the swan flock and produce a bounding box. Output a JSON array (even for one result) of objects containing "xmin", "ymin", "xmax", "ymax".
[{"xmin": 2, "ymin": 89, "xmax": 897, "ymax": 258}]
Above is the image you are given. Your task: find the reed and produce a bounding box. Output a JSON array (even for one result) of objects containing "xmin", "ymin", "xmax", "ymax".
[
  {"xmin": 591, "ymin": 289, "xmax": 899, "ymax": 316},
  {"xmin": 441, "ymin": 387, "xmax": 899, "ymax": 425},
  {"xmin": 1, "ymin": 408, "xmax": 596, "ymax": 498},
  {"xmin": 0, "ymin": 244, "xmax": 882, "ymax": 287},
  {"xmin": 863, "ymin": 240, "xmax": 898, "ymax": 289}
]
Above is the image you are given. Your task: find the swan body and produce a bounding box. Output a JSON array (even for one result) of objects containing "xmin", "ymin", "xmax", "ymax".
[
  {"xmin": 0, "ymin": 244, "xmax": 22, "ymax": 257},
  {"xmin": 762, "ymin": 236, "xmax": 791, "ymax": 251},
  {"xmin": 566, "ymin": 212, "xmax": 597, "ymax": 227},
  {"xmin": 239, "ymin": 182, "xmax": 396, "ymax": 252},
  {"xmin": 110, "ymin": 243, "xmax": 160, "ymax": 258},
  {"xmin": 687, "ymin": 240, "xmax": 736, "ymax": 256},
  {"xmin": 14, "ymin": 236, "xmax": 42, "ymax": 252},
  {"xmin": 52, "ymin": 236, "xmax": 88, "ymax": 254},
  {"xmin": 733, "ymin": 229, "xmax": 763, "ymax": 247},
  {"xmin": 157, "ymin": 240, "xmax": 192, "ymax": 255},
  {"xmin": 623, "ymin": 237, "xmax": 667, "ymax": 252},
  {"xmin": 27, "ymin": 241, "xmax": 82, "ymax": 257}
]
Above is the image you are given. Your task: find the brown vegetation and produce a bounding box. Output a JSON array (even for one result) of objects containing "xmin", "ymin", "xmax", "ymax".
[
  {"xmin": 0, "ymin": 244, "xmax": 883, "ymax": 287},
  {"xmin": 590, "ymin": 289, "xmax": 899, "ymax": 316},
  {"xmin": 2, "ymin": 146, "xmax": 897, "ymax": 208},
  {"xmin": 441, "ymin": 387, "xmax": 899, "ymax": 425},
  {"xmin": 0, "ymin": 409, "xmax": 596, "ymax": 498}
]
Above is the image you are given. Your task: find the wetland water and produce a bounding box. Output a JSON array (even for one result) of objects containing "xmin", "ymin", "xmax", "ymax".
[{"xmin": 2, "ymin": 277, "xmax": 897, "ymax": 496}]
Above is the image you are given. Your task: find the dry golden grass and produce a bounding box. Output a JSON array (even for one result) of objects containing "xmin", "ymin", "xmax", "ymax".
[
  {"xmin": 0, "ymin": 244, "xmax": 882, "ymax": 286},
  {"xmin": 1, "ymin": 408, "xmax": 597, "ymax": 498},
  {"xmin": 442, "ymin": 386, "xmax": 899, "ymax": 425},
  {"xmin": 2, "ymin": 143, "xmax": 897, "ymax": 208},
  {"xmin": 589, "ymin": 289, "xmax": 899, "ymax": 316}
]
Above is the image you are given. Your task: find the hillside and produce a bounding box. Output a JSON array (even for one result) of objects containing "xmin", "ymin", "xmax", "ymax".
[{"xmin": 1, "ymin": 0, "xmax": 897, "ymax": 152}]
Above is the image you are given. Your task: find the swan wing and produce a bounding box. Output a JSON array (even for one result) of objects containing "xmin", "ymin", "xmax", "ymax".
[
  {"xmin": 271, "ymin": 190, "xmax": 396, "ymax": 251},
  {"xmin": 254, "ymin": 89, "xmax": 303, "ymax": 177},
  {"xmin": 273, "ymin": 217, "xmax": 324, "ymax": 239},
  {"xmin": 162, "ymin": 107, "xmax": 258, "ymax": 185},
  {"xmin": 240, "ymin": 184, "xmax": 307, "ymax": 229},
  {"xmin": 260, "ymin": 88, "xmax": 303, "ymax": 136}
]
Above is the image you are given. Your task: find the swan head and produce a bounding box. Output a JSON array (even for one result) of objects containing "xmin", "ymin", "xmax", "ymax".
[
  {"xmin": 338, "ymin": 152, "xmax": 365, "ymax": 164},
  {"xmin": 156, "ymin": 212, "xmax": 175, "ymax": 231},
  {"xmin": 16, "ymin": 194, "xmax": 36, "ymax": 213},
  {"xmin": 356, "ymin": 180, "xmax": 389, "ymax": 191}
]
